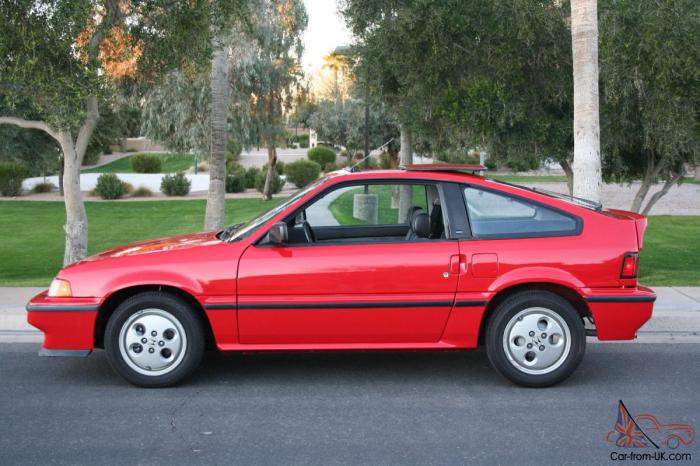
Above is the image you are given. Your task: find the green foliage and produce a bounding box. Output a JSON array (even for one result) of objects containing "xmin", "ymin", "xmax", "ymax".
[
  {"xmin": 599, "ymin": 0, "xmax": 699, "ymax": 185},
  {"xmin": 324, "ymin": 162, "xmax": 339, "ymax": 172},
  {"xmin": 307, "ymin": 146, "xmax": 337, "ymax": 167},
  {"xmin": 275, "ymin": 160, "xmax": 285, "ymax": 175},
  {"xmin": 130, "ymin": 153, "xmax": 163, "ymax": 173},
  {"xmin": 0, "ymin": 161, "xmax": 29, "ymax": 196},
  {"xmin": 378, "ymin": 151, "xmax": 398, "ymax": 169},
  {"xmin": 94, "ymin": 174, "xmax": 126, "ymax": 200},
  {"xmin": 244, "ymin": 167, "xmax": 260, "ymax": 189},
  {"xmin": 160, "ymin": 173, "xmax": 191, "ymax": 196},
  {"xmin": 255, "ymin": 170, "xmax": 284, "ymax": 195},
  {"xmin": 31, "ymin": 182, "xmax": 55, "ymax": 194},
  {"xmin": 227, "ymin": 138, "xmax": 243, "ymax": 161},
  {"xmin": 288, "ymin": 134, "xmax": 310, "ymax": 148},
  {"xmin": 83, "ymin": 153, "xmax": 192, "ymax": 174},
  {"xmin": 225, "ymin": 172, "xmax": 247, "ymax": 193},
  {"xmin": 131, "ymin": 186, "xmax": 153, "ymax": 197},
  {"xmin": 284, "ymin": 160, "xmax": 321, "ymax": 188}
]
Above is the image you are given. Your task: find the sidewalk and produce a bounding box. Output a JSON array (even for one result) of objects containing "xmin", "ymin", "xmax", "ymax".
[{"xmin": 1, "ymin": 287, "xmax": 699, "ymax": 343}]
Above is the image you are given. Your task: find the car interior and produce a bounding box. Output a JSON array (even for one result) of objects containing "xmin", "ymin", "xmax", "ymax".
[{"xmin": 279, "ymin": 183, "xmax": 448, "ymax": 245}]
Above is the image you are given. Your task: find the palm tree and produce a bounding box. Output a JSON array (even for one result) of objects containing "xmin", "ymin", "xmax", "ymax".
[
  {"xmin": 204, "ymin": 34, "xmax": 230, "ymax": 231},
  {"xmin": 571, "ymin": 0, "xmax": 602, "ymax": 202}
]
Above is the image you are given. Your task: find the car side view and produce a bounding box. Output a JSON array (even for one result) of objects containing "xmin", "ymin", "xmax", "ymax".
[{"xmin": 27, "ymin": 164, "xmax": 656, "ymax": 387}]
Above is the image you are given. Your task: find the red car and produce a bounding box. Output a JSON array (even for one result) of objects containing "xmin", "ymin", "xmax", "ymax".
[{"xmin": 27, "ymin": 165, "xmax": 655, "ymax": 387}]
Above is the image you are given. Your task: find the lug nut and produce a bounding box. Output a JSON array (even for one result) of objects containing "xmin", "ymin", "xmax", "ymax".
[
  {"xmin": 148, "ymin": 348, "xmax": 155, "ymax": 353},
  {"xmin": 141, "ymin": 337, "xmax": 147, "ymax": 344},
  {"xmin": 158, "ymin": 341, "xmax": 165, "ymax": 347},
  {"xmin": 529, "ymin": 331, "xmax": 535, "ymax": 337},
  {"xmin": 541, "ymin": 333, "xmax": 547, "ymax": 338},
  {"xmin": 527, "ymin": 343, "xmax": 533, "ymax": 349},
  {"xmin": 539, "ymin": 345, "xmax": 545, "ymax": 351},
  {"xmin": 151, "ymin": 331, "xmax": 157, "ymax": 337}
]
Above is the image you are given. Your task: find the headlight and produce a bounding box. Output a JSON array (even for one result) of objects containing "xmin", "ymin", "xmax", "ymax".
[{"xmin": 48, "ymin": 278, "xmax": 72, "ymax": 297}]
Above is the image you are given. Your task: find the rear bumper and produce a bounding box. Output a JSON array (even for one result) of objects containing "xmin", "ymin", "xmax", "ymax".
[
  {"xmin": 26, "ymin": 291, "xmax": 99, "ymax": 352},
  {"xmin": 581, "ymin": 286, "xmax": 656, "ymax": 340}
]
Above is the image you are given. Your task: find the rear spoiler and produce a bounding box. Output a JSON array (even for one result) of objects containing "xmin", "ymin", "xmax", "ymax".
[{"xmin": 604, "ymin": 209, "xmax": 648, "ymax": 249}]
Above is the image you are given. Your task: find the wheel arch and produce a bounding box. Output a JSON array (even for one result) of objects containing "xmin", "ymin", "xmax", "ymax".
[
  {"xmin": 94, "ymin": 285, "xmax": 215, "ymax": 350},
  {"xmin": 478, "ymin": 282, "xmax": 591, "ymax": 346}
]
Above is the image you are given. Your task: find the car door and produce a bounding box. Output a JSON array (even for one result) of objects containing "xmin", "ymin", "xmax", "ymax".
[{"xmin": 236, "ymin": 181, "xmax": 461, "ymax": 344}]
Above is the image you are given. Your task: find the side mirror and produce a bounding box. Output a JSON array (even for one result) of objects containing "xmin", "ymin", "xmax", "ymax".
[{"xmin": 267, "ymin": 222, "xmax": 288, "ymax": 245}]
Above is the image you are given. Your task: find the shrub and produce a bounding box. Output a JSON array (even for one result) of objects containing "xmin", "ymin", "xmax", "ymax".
[
  {"xmin": 298, "ymin": 134, "xmax": 309, "ymax": 148},
  {"xmin": 132, "ymin": 185, "xmax": 153, "ymax": 197},
  {"xmin": 160, "ymin": 172, "xmax": 191, "ymax": 196},
  {"xmin": 0, "ymin": 161, "xmax": 29, "ymax": 196},
  {"xmin": 31, "ymin": 182, "xmax": 55, "ymax": 194},
  {"xmin": 307, "ymin": 146, "xmax": 336, "ymax": 167},
  {"xmin": 121, "ymin": 181, "xmax": 134, "ymax": 195},
  {"xmin": 379, "ymin": 151, "xmax": 398, "ymax": 169},
  {"xmin": 94, "ymin": 173, "xmax": 126, "ymax": 199},
  {"xmin": 225, "ymin": 172, "xmax": 247, "ymax": 193},
  {"xmin": 126, "ymin": 148, "xmax": 138, "ymax": 153},
  {"xmin": 275, "ymin": 160, "xmax": 285, "ymax": 175},
  {"xmin": 485, "ymin": 159, "xmax": 498, "ymax": 171},
  {"xmin": 255, "ymin": 169, "xmax": 284, "ymax": 195},
  {"xmin": 284, "ymin": 160, "xmax": 321, "ymax": 188},
  {"xmin": 227, "ymin": 156, "xmax": 245, "ymax": 175},
  {"xmin": 324, "ymin": 162, "xmax": 338, "ymax": 172},
  {"xmin": 244, "ymin": 167, "xmax": 260, "ymax": 188},
  {"xmin": 130, "ymin": 153, "xmax": 162, "ymax": 173}
]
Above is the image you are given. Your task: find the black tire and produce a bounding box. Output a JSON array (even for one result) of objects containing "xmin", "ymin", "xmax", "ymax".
[
  {"xmin": 105, "ymin": 291, "xmax": 205, "ymax": 388},
  {"xmin": 485, "ymin": 290, "xmax": 586, "ymax": 387}
]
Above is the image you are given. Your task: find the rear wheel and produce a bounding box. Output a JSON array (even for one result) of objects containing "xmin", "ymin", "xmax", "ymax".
[
  {"xmin": 105, "ymin": 292, "xmax": 205, "ymax": 387},
  {"xmin": 485, "ymin": 290, "xmax": 586, "ymax": 387}
]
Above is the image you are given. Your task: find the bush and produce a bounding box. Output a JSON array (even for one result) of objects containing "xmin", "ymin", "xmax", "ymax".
[
  {"xmin": 160, "ymin": 172, "xmax": 191, "ymax": 196},
  {"xmin": 126, "ymin": 148, "xmax": 138, "ymax": 153},
  {"xmin": 225, "ymin": 172, "xmax": 247, "ymax": 193},
  {"xmin": 94, "ymin": 173, "xmax": 126, "ymax": 199},
  {"xmin": 31, "ymin": 182, "xmax": 55, "ymax": 193},
  {"xmin": 132, "ymin": 185, "xmax": 153, "ymax": 197},
  {"xmin": 307, "ymin": 146, "xmax": 336, "ymax": 167},
  {"xmin": 0, "ymin": 161, "xmax": 29, "ymax": 196},
  {"xmin": 82, "ymin": 148, "xmax": 101, "ymax": 166},
  {"xmin": 298, "ymin": 134, "xmax": 309, "ymax": 148},
  {"xmin": 324, "ymin": 162, "xmax": 339, "ymax": 172},
  {"xmin": 379, "ymin": 151, "xmax": 398, "ymax": 169},
  {"xmin": 244, "ymin": 167, "xmax": 260, "ymax": 188},
  {"xmin": 275, "ymin": 160, "xmax": 285, "ymax": 175},
  {"xmin": 130, "ymin": 153, "xmax": 162, "ymax": 173},
  {"xmin": 485, "ymin": 159, "xmax": 498, "ymax": 171},
  {"xmin": 255, "ymin": 169, "xmax": 284, "ymax": 195},
  {"xmin": 284, "ymin": 160, "xmax": 321, "ymax": 188},
  {"xmin": 121, "ymin": 181, "xmax": 134, "ymax": 195}
]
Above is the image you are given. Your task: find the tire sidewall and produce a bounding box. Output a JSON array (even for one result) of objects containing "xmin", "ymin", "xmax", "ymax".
[
  {"xmin": 105, "ymin": 292, "xmax": 204, "ymax": 388},
  {"xmin": 486, "ymin": 291, "xmax": 586, "ymax": 387}
]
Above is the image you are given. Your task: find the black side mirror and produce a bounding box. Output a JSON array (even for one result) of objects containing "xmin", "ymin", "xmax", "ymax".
[{"xmin": 267, "ymin": 222, "xmax": 288, "ymax": 245}]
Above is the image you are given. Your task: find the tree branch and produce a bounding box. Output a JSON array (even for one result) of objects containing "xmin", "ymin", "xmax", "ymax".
[
  {"xmin": 74, "ymin": 97, "xmax": 100, "ymax": 159},
  {"xmin": 641, "ymin": 169, "xmax": 686, "ymax": 216},
  {"xmin": 0, "ymin": 116, "xmax": 59, "ymax": 142},
  {"xmin": 88, "ymin": 0, "xmax": 124, "ymax": 62}
]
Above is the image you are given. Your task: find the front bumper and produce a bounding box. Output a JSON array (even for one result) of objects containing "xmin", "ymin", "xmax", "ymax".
[
  {"xmin": 26, "ymin": 291, "xmax": 100, "ymax": 353},
  {"xmin": 581, "ymin": 286, "xmax": 656, "ymax": 340}
]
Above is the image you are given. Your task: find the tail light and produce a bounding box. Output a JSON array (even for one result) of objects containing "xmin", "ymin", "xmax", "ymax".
[{"xmin": 621, "ymin": 252, "xmax": 639, "ymax": 279}]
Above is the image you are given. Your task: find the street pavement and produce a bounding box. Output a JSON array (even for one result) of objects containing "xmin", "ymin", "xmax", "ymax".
[{"xmin": 1, "ymin": 287, "xmax": 698, "ymax": 465}]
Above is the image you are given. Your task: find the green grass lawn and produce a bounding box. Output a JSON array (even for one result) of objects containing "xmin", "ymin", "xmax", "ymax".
[
  {"xmin": 489, "ymin": 175, "xmax": 569, "ymax": 183},
  {"xmin": 82, "ymin": 153, "xmax": 195, "ymax": 174},
  {"xmin": 640, "ymin": 216, "xmax": 700, "ymax": 286},
  {"xmin": 0, "ymin": 198, "xmax": 283, "ymax": 286},
  {"xmin": 0, "ymin": 199, "xmax": 697, "ymax": 287}
]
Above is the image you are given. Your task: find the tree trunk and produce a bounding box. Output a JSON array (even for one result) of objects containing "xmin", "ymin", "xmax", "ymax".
[
  {"xmin": 630, "ymin": 152, "xmax": 665, "ymax": 212},
  {"xmin": 398, "ymin": 126, "xmax": 413, "ymax": 223},
  {"xmin": 694, "ymin": 165, "xmax": 700, "ymax": 181},
  {"xmin": 641, "ymin": 170, "xmax": 685, "ymax": 215},
  {"xmin": 263, "ymin": 144, "xmax": 277, "ymax": 200},
  {"xmin": 204, "ymin": 36, "xmax": 230, "ymax": 231},
  {"xmin": 571, "ymin": 0, "xmax": 602, "ymax": 203},
  {"xmin": 58, "ymin": 156, "xmax": 64, "ymax": 196},
  {"xmin": 58, "ymin": 131, "xmax": 89, "ymax": 265},
  {"xmin": 560, "ymin": 158, "xmax": 574, "ymax": 196}
]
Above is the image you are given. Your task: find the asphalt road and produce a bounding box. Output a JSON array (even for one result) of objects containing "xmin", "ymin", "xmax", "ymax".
[{"xmin": 1, "ymin": 342, "xmax": 698, "ymax": 465}]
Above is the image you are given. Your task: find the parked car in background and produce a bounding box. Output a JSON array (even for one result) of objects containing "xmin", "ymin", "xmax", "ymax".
[{"xmin": 27, "ymin": 165, "xmax": 655, "ymax": 387}]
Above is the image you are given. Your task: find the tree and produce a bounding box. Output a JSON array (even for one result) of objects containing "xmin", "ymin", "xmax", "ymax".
[
  {"xmin": 244, "ymin": 0, "xmax": 307, "ymax": 200},
  {"xmin": 0, "ymin": 0, "xmax": 126, "ymax": 264},
  {"xmin": 571, "ymin": 0, "xmax": 602, "ymax": 202},
  {"xmin": 599, "ymin": 0, "xmax": 699, "ymax": 214}
]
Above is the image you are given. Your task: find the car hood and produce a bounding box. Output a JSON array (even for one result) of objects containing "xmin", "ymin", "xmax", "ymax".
[{"xmin": 82, "ymin": 231, "xmax": 222, "ymax": 261}]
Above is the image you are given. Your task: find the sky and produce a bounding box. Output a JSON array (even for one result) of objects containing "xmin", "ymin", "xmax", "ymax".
[{"xmin": 302, "ymin": 0, "xmax": 352, "ymax": 75}]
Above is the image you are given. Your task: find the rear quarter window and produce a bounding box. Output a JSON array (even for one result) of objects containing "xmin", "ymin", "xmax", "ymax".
[{"xmin": 463, "ymin": 186, "xmax": 580, "ymax": 239}]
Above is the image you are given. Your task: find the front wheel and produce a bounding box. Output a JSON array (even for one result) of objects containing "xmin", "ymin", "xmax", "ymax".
[
  {"xmin": 105, "ymin": 292, "xmax": 205, "ymax": 387},
  {"xmin": 485, "ymin": 290, "xmax": 586, "ymax": 387}
]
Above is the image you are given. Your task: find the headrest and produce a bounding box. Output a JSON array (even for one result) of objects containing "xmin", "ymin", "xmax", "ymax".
[{"xmin": 411, "ymin": 212, "xmax": 430, "ymax": 238}]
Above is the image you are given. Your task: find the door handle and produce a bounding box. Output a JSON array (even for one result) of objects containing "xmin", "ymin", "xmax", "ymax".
[{"xmin": 448, "ymin": 254, "xmax": 467, "ymax": 276}]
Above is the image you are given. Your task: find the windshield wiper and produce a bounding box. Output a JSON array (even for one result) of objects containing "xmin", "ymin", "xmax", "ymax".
[{"xmin": 218, "ymin": 223, "xmax": 245, "ymax": 240}]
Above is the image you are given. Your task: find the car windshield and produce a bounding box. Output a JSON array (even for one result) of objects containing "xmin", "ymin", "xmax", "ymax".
[{"xmin": 222, "ymin": 176, "xmax": 328, "ymax": 241}]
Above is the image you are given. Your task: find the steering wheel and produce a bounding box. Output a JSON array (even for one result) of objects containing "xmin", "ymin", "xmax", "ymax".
[{"xmin": 302, "ymin": 221, "xmax": 316, "ymax": 243}]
